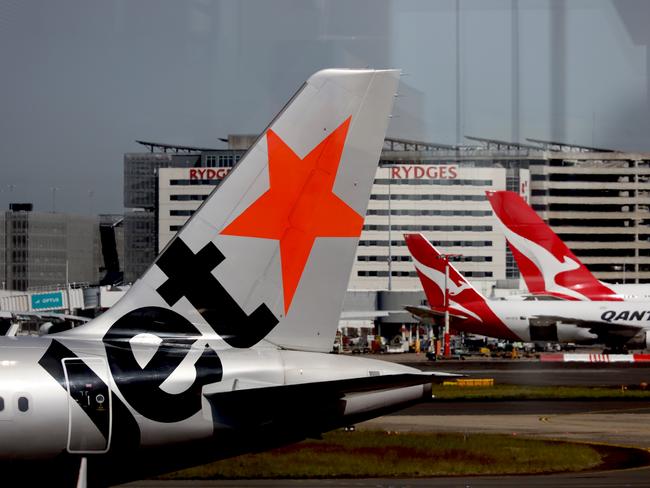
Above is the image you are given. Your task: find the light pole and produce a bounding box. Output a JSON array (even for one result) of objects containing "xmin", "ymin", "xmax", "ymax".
[
  {"xmin": 388, "ymin": 170, "xmax": 392, "ymax": 291},
  {"xmin": 380, "ymin": 164, "xmax": 400, "ymax": 291},
  {"xmin": 438, "ymin": 252, "xmax": 461, "ymax": 358}
]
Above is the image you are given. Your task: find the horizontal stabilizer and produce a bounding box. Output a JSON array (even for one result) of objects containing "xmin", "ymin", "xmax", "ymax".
[
  {"xmin": 205, "ymin": 371, "xmax": 456, "ymax": 429},
  {"xmin": 405, "ymin": 305, "xmax": 469, "ymax": 322}
]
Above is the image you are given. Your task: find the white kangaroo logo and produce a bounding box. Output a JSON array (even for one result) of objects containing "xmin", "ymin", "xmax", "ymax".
[
  {"xmin": 495, "ymin": 220, "xmax": 586, "ymax": 300},
  {"xmin": 411, "ymin": 254, "xmax": 482, "ymax": 323}
]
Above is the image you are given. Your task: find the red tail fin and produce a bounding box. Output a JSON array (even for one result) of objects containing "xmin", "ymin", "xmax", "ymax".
[
  {"xmin": 486, "ymin": 191, "xmax": 619, "ymax": 301},
  {"xmin": 404, "ymin": 234, "xmax": 485, "ymax": 309},
  {"xmin": 404, "ymin": 233, "xmax": 520, "ymax": 340}
]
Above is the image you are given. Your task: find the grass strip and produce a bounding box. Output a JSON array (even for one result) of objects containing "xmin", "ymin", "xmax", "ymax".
[
  {"xmin": 160, "ymin": 431, "xmax": 602, "ymax": 479},
  {"xmin": 431, "ymin": 384, "xmax": 650, "ymax": 401}
]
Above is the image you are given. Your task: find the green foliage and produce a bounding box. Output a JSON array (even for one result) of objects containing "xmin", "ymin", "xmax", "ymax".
[{"xmin": 161, "ymin": 431, "xmax": 601, "ymax": 479}]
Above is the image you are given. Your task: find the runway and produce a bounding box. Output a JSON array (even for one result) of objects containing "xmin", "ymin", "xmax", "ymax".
[
  {"xmin": 398, "ymin": 357, "xmax": 650, "ymax": 387},
  {"xmin": 400, "ymin": 399, "xmax": 650, "ymax": 415},
  {"xmin": 117, "ymin": 359, "xmax": 650, "ymax": 487},
  {"xmin": 362, "ymin": 411, "xmax": 650, "ymax": 448},
  {"xmin": 122, "ymin": 465, "xmax": 650, "ymax": 487}
]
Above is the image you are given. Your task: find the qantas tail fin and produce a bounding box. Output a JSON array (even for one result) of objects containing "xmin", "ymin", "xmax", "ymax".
[
  {"xmin": 486, "ymin": 190, "xmax": 619, "ymax": 301},
  {"xmin": 404, "ymin": 233, "xmax": 487, "ymax": 310},
  {"xmin": 404, "ymin": 233, "xmax": 521, "ymax": 340},
  {"xmin": 71, "ymin": 69, "xmax": 400, "ymax": 352}
]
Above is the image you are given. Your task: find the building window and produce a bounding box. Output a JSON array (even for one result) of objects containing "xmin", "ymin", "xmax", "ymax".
[
  {"xmin": 170, "ymin": 194, "xmax": 208, "ymax": 201},
  {"xmin": 464, "ymin": 271, "xmax": 494, "ymax": 278},
  {"xmin": 358, "ymin": 239, "xmax": 493, "ymax": 247},
  {"xmin": 362, "ymin": 224, "xmax": 492, "ymax": 232},
  {"xmin": 206, "ymin": 155, "xmax": 217, "ymax": 167},
  {"xmin": 357, "ymin": 271, "xmax": 419, "ymax": 277},
  {"xmin": 373, "ymin": 178, "xmax": 493, "ymax": 186},
  {"xmin": 370, "ymin": 193, "xmax": 486, "ymax": 202},
  {"xmin": 170, "ymin": 179, "xmax": 220, "ymax": 186},
  {"xmin": 366, "ymin": 209, "xmax": 491, "ymax": 217},
  {"xmin": 219, "ymin": 155, "xmax": 234, "ymax": 167}
]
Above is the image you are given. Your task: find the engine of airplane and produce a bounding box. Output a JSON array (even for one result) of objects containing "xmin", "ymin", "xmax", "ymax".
[
  {"xmin": 528, "ymin": 320, "xmax": 599, "ymax": 345},
  {"xmin": 556, "ymin": 324, "xmax": 600, "ymax": 345},
  {"xmin": 623, "ymin": 330, "xmax": 650, "ymax": 350}
]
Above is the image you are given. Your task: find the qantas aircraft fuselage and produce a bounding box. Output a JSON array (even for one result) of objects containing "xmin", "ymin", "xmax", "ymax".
[
  {"xmin": 405, "ymin": 233, "xmax": 650, "ymax": 351},
  {"xmin": 452, "ymin": 298, "xmax": 650, "ymax": 348}
]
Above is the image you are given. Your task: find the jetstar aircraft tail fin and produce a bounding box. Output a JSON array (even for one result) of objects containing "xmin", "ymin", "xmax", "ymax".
[
  {"xmin": 486, "ymin": 190, "xmax": 619, "ymax": 301},
  {"xmin": 404, "ymin": 233, "xmax": 487, "ymax": 309},
  {"xmin": 68, "ymin": 69, "xmax": 400, "ymax": 352}
]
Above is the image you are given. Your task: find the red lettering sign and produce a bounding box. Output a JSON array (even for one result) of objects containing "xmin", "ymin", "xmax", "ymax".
[
  {"xmin": 388, "ymin": 165, "xmax": 458, "ymax": 180},
  {"xmin": 188, "ymin": 168, "xmax": 232, "ymax": 180}
]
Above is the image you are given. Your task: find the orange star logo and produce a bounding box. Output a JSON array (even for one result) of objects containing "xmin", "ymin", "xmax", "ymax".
[{"xmin": 221, "ymin": 116, "xmax": 362, "ymax": 314}]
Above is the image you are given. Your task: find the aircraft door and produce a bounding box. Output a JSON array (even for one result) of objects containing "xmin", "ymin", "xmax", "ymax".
[{"xmin": 62, "ymin": 357, "xmax": 112, "ymax": 454}]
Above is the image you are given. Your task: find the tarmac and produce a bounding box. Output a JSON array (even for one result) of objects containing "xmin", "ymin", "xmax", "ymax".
[
  {"xmin": 381, "ymin": 355, "xmax": 650, "ymax": 447},
  {"xmin": 122, "ymin": 466, "xmax": 650, "ymax": 487},
  {"xmin": 118, "ymin": 356, "xmax": 650, "ymax": 487},
  {"xmin": 395, "ymin": 353, "xmax": 650, "ymax": 387},
  {"xmin": 362, "ymin": 411, "xmax": 650, "ymax": 448}
]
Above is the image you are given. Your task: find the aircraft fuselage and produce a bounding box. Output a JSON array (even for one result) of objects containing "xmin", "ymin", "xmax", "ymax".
[
  {"xmin": 451, "ymin": 299, "xmax": 650, "ymax": 348},
  {"xmin": 0, "ymin": 334, "xmax": 429, "ymax": 471}
]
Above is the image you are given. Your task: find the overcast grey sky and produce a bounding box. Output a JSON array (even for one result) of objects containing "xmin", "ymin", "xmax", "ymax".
[{"xmin": 0, "ymin": 0, "xmax": 648, "ymax": 214}]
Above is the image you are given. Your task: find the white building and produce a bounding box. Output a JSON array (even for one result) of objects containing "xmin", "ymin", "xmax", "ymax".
[
  {"xmin": 158, "ymin": 167, "xmax": 232, "ymax": 252},
  {"xmin": 158, "ymin": 162, "xmax": 530, "ymax": 294},
  {"xmin": 353, "ymin": 164, "xmax": 529, "ymax": 293}
]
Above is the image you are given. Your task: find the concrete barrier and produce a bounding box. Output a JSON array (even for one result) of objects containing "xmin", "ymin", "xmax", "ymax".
[{"xmin": 541, "ymin": 353, "xmax": 650, "ymax": 363}]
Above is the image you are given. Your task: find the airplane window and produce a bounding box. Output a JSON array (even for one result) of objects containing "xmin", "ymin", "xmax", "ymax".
[
  {"xmin": 0, "ymin": 397, "xmax": 4, "ymax": 411},
  {"xmin": 17, "ymin": 396, "xmax": 28, "ymax": 412}
]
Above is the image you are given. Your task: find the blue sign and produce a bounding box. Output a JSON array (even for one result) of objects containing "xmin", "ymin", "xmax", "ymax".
[{"xmin": 31, "ymin": 291, "xmax": 64, "ymax": 310}]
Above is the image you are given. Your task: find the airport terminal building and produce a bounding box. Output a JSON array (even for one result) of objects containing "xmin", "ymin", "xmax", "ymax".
[
  {"xmin": 526, "ymin": 139, "xmax": 650, "ymax": 283},
  {"xmin": 3, "ymin": 136, "xmax": 650, "ymax": 332},
  {"xmin": 124, "ymin": 137, "xmax": 650, "ymax": 298},
  {"xmin": 352, "ymin": 158, "xmax": 529, "ymax": 293},
  {"xmin": 149, "ymin": 139, "xmax": 530, "ymax": 297},
  {"xmin": 0, "ymin": 204, "xmax": 101, "ymax": 291},
  {"xmin": 123, "ymin": 140, "xmax": 247, "ymax": 282}
]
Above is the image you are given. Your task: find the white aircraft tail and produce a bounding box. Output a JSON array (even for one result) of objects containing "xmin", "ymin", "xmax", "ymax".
[{"xmin": 69, "ymin": 69, "xmax": 400, "ymax": 353}]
